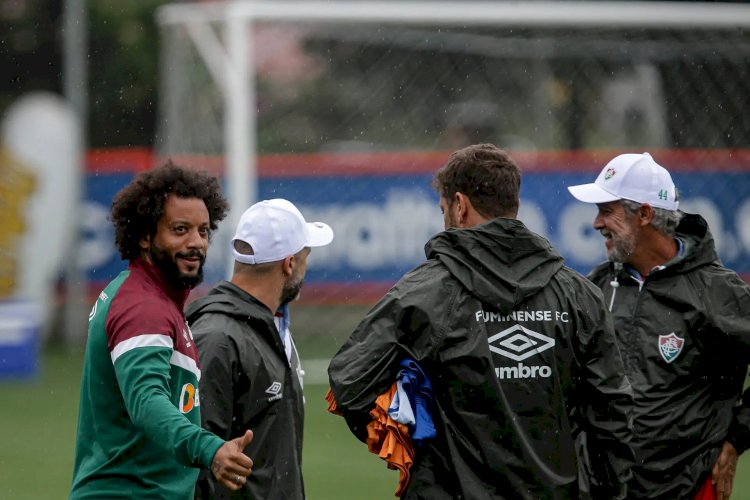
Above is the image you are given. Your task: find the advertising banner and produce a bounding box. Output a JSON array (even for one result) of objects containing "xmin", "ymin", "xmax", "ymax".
[{"xmin": 81, "ymin": 149, "xmax": 750, "ymax": 303}]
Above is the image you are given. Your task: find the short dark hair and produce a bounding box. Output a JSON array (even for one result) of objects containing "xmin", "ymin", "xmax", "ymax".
[
  {"xmin": 432, "ymin": 143, "xmax": 521, "ymax": 219},
  {"xmin": 111, "ymin": 161, "xmax": 230, "ymax": 260}
]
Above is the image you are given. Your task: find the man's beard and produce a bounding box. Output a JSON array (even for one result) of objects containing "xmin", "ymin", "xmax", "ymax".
[
  {"xmin": 150, "ymin": 244, "xmax": 205, "ymax": 290},
  {"xmin": 445, "ymin": 208, "xmax": 458, "ymax": 230},
  {"xmin": 280, "ymin": 274, "xmax": 304, "ymax": 306},
  {"xmin": 603, "ymin": 228, "xmax": 637, "ymax": 264}
]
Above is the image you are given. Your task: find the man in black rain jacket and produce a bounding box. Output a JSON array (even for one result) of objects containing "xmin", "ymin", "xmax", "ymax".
[
  {"xmin": 189, "ymin": 198, "xmax": 333, "ymax": 499},
  {"xmin": 328, "ymin": 144, "xmax": 634, "ymax": 499},
  {"xmin": 569, "ymin": 152, "xmax": 750, "ymax": 500}
]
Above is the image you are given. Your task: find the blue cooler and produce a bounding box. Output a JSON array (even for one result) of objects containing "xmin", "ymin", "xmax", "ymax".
[{"xmin": 0, "ymin": 300, "xmax": 41, "ymax": 379}]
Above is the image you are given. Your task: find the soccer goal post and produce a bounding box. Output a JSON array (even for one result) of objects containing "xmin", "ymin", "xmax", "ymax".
[{"xmin": 155, "ymin": 1, "xmax": 750, "ymax": 289}]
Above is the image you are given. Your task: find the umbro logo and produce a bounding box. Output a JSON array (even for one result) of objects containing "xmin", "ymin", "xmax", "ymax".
[
  {"xmin": 488, "ymin": 325, "xmax": 555, "ymax": 361},
  {"xmin": 266, "ymin": 381, "xmax": 283, "ymax": 402}
]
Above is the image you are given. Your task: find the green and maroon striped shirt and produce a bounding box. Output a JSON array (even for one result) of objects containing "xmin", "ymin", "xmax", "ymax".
[{"xmin": 70, "ymin": 258, "xmax": 223, "ymax": 499}]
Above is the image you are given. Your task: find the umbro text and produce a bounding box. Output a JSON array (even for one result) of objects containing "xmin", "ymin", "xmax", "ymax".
[{"xmin": 495, "ymin": 363, "xmax": 552, "ymax": 379}]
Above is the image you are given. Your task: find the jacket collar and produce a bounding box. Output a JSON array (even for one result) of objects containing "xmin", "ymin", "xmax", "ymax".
[{"xmin": 196, "ymin": 281, "xmax": 288, "ymax": 361}]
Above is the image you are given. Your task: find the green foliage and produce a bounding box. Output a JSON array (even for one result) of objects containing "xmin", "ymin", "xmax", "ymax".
[{"xmin": 0, "ymin": 0, "xmax": 62, "ymax": 113}]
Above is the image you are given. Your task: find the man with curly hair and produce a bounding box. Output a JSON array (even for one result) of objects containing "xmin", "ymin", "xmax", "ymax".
[{"xmin": 70, "ymin": 162, "xmax": 254, "ymax": 500}]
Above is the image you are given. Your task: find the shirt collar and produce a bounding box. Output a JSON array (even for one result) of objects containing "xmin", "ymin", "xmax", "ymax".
[{"xmin": 130, "ymin": 257, "xmax": 190, "ymax": 309}]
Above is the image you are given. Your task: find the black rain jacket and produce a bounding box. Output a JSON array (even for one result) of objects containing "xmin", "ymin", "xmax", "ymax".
[
  {"xmin": 186, "ymin": 281, "xmax": 305, "ymax": 500},
  {"xmin": 588, "ymin": 213, "xmax": 750, "ymax": 499},
  {"xmin": 328, "ymin": 217, "xmax": 634, "ymax": 499}
]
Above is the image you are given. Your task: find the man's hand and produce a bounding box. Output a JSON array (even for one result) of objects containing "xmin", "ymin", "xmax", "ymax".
[
  {"xmin": 210, "ymin": 430, "xmax": 254, "ymax": 491},
  {"xmin": 712, "ymin": 441, "xmax": 738, "ymax": 500}
]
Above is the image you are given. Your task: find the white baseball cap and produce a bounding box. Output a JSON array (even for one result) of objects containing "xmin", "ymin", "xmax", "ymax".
[
  {"xmin": 567, "ymin": 152, "xmax": 679, "ymax": 211},
  {"xmin": 231, "ymin": 199, "xmax": 334, "ymax": 264}
]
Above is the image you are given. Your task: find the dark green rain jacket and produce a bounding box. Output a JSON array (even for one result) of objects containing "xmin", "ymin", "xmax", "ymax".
[
  {"xmin": 187, "ymin": 281, "xmax": 305, "ymax": 500},
  {"xmin": 589, "ymin": 213, "xmax": 750, "ymax": 500},
  {"xmin": 329, "ymin": 217, "xmax": 634, "ymax": 499}
]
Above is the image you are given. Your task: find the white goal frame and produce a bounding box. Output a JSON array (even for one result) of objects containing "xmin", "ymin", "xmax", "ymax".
[{"xmin": 156, "ymin": 0, "xmax": 750, "ymax": 245}]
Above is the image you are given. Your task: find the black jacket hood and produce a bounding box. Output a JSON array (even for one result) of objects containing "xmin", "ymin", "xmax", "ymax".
[
  {"xmin": 672, "ymin": 212, "xmax": 721, "ymax": 271},
  {"xmin": 425, "ymin": 217, "xmax": 564, "ymax": 313},
  {"xmin": 186, "ymin": 281, "xmax": 273, "ymax": 329},
  {"xmin": 186, "ymin": 281, "xmax": 287, "ymax": 377}
]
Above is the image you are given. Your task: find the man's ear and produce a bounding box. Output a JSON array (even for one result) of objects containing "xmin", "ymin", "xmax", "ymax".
[
  {"xmin": 282, "ymin": 254, "xmax": 295, "ymax": 277},
  {"xmin": 638, "ymin": 204, "xmax": 655, "ymax": 226},
  {"xmin": 139, "ymin": 233, "xmax": 150, "ymax": 251},
  {"xmin": 454, "ymin": 192, "xmax": 470, "ymax": 226}
]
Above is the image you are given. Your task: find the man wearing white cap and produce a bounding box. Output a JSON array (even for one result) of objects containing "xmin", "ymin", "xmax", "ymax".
[
  {"xmin": 569, "ymin": 152, "xmax": 750, "ymax": 500},
  {"xmin": 188, "ymin": 199, "xmax": 334, "ymax": 499}
]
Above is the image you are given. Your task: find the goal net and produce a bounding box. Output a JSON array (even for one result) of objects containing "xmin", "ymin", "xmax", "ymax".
[{"xmin": 155, "ymin": 1, "xmax": 750, "ymax": 301}]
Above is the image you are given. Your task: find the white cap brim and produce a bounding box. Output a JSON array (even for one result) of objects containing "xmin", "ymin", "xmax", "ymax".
[
  {"xmin": 306, "ymin": 221, "xmax": 334, "ymax": 248},
  {"xmin": 567, "ymin": 183, "xmax": 621, "ymax": 204}
]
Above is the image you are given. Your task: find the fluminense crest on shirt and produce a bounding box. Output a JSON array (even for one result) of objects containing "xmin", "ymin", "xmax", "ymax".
[{"xmin": 658, "ymin": 332, "xmax": 685, "ymax": 363}]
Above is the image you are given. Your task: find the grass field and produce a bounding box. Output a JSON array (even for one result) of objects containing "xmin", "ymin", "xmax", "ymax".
[
  {"xmin": 0, "ymin": 347, "xmax": 396, "ymax": 499},
  {"xmin": 2, "ymin": 303, "xmax": 750, "ymax": 499}
]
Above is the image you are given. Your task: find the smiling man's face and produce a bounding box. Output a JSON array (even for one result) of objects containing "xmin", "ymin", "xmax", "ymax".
[
  {"xmin": 594, "ymin": 200, "xmax": 640, "ymax": 264},
  {"xmin": 141, "ymin": 194, "xmax": 210, "ymax": 289}
]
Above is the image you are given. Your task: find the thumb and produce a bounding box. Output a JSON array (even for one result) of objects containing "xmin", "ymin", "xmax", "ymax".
[{"xmin": 235, "ymin": 429, "xmax": 253, "ymax": 450}]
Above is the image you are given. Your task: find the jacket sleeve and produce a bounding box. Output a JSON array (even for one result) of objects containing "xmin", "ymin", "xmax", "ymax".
[
  {"xmin": 328, "ymin": 264, "xmax": 447, "ymax": 441},
  {"xmin": 705, "ymin": 271, "xmax": 750, "ymax": 454},
  {"xmin": 573, "ymin": 287, "xmax": 635, "ymax": 498}
]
